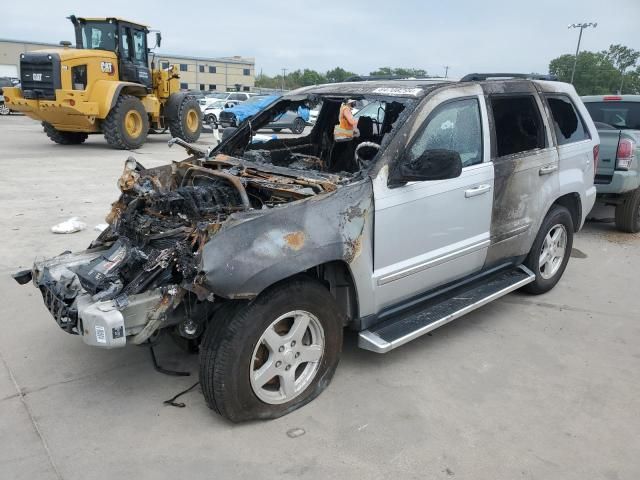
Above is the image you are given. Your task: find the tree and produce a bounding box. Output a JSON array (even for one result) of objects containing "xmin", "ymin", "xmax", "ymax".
[
  {"xmin": 549, "ymin": 45, "xmax": 640, "ymax": 95},
  {"xmin": 369, "ymin": 67, "xmax": 428, "ymax": 77},
  {"xmin": 326, "ymin": 67, "xmax": 357, "ymax": 83}
]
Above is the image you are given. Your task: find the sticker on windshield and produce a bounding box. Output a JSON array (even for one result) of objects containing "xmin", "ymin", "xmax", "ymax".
[{"xmin": 372, "ymin": 87, "xmax": 422, "ymax": 96}]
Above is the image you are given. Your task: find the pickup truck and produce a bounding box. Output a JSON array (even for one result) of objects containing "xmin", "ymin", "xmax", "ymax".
[
  {"xmin": 15, "ymin": 76, "xmax": 597, "ymax": 422},
  {"xmin": 582, "ymin": 95, "xmax": 640, "ymax": 232}
]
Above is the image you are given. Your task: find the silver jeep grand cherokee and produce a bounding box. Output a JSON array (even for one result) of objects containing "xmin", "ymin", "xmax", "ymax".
[{"xmin": 15, "ymin": 74, "xmax": 598, "ymax": 422}]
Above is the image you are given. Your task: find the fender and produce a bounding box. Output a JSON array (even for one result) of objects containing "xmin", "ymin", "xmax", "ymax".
[
  {"xmin": 89, "ymin": 80, "xmax": 147, "ymax": 118},
  {"xmin": 201, "ymin": 180, "xmax": 373, "ymax": 299}
]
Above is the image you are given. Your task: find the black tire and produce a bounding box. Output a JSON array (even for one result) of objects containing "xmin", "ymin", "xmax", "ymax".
[
  {"xmin": 205, "ymin": 114, "xmax": 217, "ymax": 127},
  {"xmin": 102, "ymin": 95, "xmax": 149, "ymax": 150},
  {"xmin": 42, "ymin": 122, "xmax": 88, "ymax": 145},
  {"xmin": 168, "ymin": 97, "xmax": 202, "ymax": 143},
  {"xmin": 614, "ymin": 188, "xmax": 640, "ymax": 233},
  {"xmin": 291, "ymin": 117, "xmax": 306, "ymax": 134},
  {"xmin": 199, "ymin": 278, "xmax": 343, "ymax": 422},
  {"xmin": 522, "ymin": 205, "xmax": 574, "ymax": 294}
]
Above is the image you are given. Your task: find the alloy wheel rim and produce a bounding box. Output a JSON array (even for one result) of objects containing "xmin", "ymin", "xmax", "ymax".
[
  {"xmin": 186, "ymin": 110, "xmax": 198, "ymax": 132},
  {"xmin": 124, "ymin": 110, "xmax": 143, "ymax": 138},
  {"xmin": 250, "ymin": 310, "xmax": 325, "ymax": 405},
  {"xmin": 0, "ymin": 104, "xmax": 9, "ymax": 115},
  {"xmin": 539, "ymin": 224, "xmax": 567, "ymax": 279}
]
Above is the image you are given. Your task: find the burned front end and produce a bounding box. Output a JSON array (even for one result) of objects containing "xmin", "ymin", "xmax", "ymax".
[{"xmin": 22, "ymin": 150, "xmax": 353, "ymax": 348}]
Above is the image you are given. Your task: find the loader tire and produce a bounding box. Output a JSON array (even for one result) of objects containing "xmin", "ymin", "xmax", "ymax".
[
  {"xmin": 614, "ymin": 188, "xmax": 640, "ymax": 233},
  {"xmin": 103, "ymin": 95, "xmax": 149, "ymax": 150},
  {"xmin": 168, "ymin": 96, "xmax": 202, "ymax": 143},
  {"xmin": 42, "ymin": 122, "xmax": 88, "ymax": 145}
]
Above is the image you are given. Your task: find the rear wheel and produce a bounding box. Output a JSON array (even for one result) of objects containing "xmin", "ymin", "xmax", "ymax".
[
  {"xmin": 614, "ymin": 188, "xmax": 640, "ymax": 233},
  {"xmin": 522, "ymin": 205, "xmax": 574, "ymax": 294},
  {"xmin": 199, "ymin": 278, "xmax": 343, "ymax": 422},
  {"xmin": 42, "ymin": 122, "xmax": 88, "ymax": 145},
  {"xmin": 291, "ymin": 117, "xmax": 306, "ymax": 134},
  {"xmin": 169, "ymin": 97, "xmax": 202, "ymax": 143},
  {"xmin": 103, "ymin": 95, "xmax": 149, "ymax": 150}
]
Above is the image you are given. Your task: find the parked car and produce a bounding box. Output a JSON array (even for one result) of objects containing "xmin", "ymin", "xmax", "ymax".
[
  {"xmin": 15, "ymin": 76, "xmax": 597, "ymax": 422},
  {"xmin": 218, "ymin": 94, "xmax": 278, "ymax": 127},
  {"xmin": 0, "ymin": 77, "xmax": 15, "ymax": 115},
  {"xmin": 582, "ymin": 95, "xmax": 640, "ymax": 232},
  {"xmin": 203, "ymin": 99, "xmax": 240, "ymax": 126},
  {"xmin": 266, "ymin": 105, "xmax": 310, "ymax": 134},
  {"xmin": 199, "ymin": 91, "xmax": 254, "ymax": 111}
]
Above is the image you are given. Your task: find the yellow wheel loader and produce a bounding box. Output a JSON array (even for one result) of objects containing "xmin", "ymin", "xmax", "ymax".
[{"xmin": 3, "ymin": 16, "xmax": 202, "ymax": 149}]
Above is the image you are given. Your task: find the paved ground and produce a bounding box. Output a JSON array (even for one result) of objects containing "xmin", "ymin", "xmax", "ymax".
[{"xmin": 1, "ymin": 115, "xmax": 639, "ymax": 480}]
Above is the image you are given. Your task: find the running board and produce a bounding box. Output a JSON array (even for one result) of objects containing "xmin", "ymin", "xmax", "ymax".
[{"xmin": 358, "ymin": 265, "xmax": 535, "ymax": 353}]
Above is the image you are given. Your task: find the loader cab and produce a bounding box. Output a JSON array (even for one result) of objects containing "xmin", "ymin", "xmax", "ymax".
[{"xmin": 71, "ymin": 16, "xmax": 152, "ymax": 89}]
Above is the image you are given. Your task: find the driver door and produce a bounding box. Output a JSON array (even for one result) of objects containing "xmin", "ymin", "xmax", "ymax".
[{"xmin": 372, "ymin": 86, "xmax": 494, "ymax": 311}]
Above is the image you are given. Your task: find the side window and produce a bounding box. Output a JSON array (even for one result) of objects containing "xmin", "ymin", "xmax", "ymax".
[
  {"xmin": 490, "ymin": 95, "xmax": 545, "ymax": 157},
  {"xmin": 408, "ymin": 98, "xmax": 483, "ymax": 168},
  {"xmin": 228, "ymin": 93, "xmax": 243, "ymax": 101},
  {"xmin": 545, "ymin": 95, "xmax": 589, "ymax": 145},
  {"xmin": 131, "ymin": 30, "xmax": 147, "ymax": 65},
  {"xmin": 119, "ymin": 27, "xmax": 130, "ymax": 59}
]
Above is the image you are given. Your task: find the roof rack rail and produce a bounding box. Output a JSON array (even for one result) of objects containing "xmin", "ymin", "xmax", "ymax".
[
  {"xmin": 459, "ymin": 73, "xmax": 558, "ymax": 82},
  {"xmin": 344, "ymin": 75, "xmax": 433, "ymax": 82}
]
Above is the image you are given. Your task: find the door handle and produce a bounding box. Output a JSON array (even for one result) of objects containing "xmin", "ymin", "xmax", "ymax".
[
  {"xmin": 465, "ymin": 184, "xmax": 492, "ymax": 198},
  {"xmin": 539, "ymin": 164, "xmax": 558, "ymax": 175}
]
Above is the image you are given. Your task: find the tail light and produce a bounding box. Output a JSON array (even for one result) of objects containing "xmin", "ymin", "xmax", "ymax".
[
  {"xmin": 593, "ymin": 144, "xmax": 599, "ymax": 178},
  {"xmin": 616, "ymin": 138, "xmax": 635, "ymax": 170}
]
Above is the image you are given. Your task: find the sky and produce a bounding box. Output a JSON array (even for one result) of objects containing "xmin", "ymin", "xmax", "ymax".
[{"xmin": 3, "ymin": 0, "xmax": 639, "ymax": 78}]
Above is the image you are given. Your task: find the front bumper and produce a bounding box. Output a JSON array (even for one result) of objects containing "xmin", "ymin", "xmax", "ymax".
[{"xmin": 29, "ymin": 249, "xmax": 171, "ymax": 349}]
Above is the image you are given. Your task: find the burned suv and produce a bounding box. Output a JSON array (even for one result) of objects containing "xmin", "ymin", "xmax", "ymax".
[{"xmin": 16, "ymin": 76, "xmax": 598, "ymax": 422}]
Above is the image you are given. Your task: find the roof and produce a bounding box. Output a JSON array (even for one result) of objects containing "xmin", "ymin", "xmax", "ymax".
[
  {"xmin": 76, "ymin": 17, "xmax": 149, "ymax": 28},
  {"xmin": 289, "ymin": 79, "xmax": 451, "ymax": 99}
]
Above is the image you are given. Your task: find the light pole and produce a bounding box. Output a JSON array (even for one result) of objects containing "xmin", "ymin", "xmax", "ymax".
[{"xmin": 568, "ymin": 22, "xmax": 597, "ymax": 84}]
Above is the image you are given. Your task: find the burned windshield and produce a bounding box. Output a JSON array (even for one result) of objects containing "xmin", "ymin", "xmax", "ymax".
[
  {"xmin": 77, "ymin": 22, "xmax": 117, "ymax": 51},
  {"xmin": 218, "ymin": 95, "xmax": 413, "ymax": 176}
]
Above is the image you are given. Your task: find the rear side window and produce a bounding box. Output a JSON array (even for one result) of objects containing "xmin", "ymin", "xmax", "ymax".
[
  {"xmin": 490, "ymin": 95, "xmax": 545, "ymax": 157},
  {"xmin": 545, "ymin": 95, "xmax": 589, "ymax": 145},
  {"xmin": 584, "ymin": 101, "xmax": 640, "ymax": 130}
]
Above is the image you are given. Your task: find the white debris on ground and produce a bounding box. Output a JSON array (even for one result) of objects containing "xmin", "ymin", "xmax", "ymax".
[
  {"xmin": 50, "ymin": 217, "xmax": 87, "ymax": 234},
  {"xmin": 94, "ymin": 223, "xmax": 109, "ymax": 232}
]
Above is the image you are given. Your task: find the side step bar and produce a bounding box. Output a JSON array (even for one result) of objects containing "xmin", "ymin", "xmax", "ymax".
[{"xmin": 358, "ymin": 265, "xmax": 535, "ymax": 353}]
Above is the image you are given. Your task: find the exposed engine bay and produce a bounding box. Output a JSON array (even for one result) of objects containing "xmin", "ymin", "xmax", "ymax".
[{"xmin": 22, "ymin": 92, "xmax": 414, "ymax": 348}]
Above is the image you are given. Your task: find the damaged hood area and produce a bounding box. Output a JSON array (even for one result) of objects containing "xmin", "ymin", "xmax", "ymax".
[{"xmin": 69, "ymin": 152, "xmax": 370, "ymax": 303}]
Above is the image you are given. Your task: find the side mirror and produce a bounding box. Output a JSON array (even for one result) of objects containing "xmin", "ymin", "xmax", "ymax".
[
  {"xmin": 389, "ymin": 149, "xmax": 462, "ymax": 186},
  {"xmin": 155, "ymin": 32, "xmax": 162, "ymax": 48}
]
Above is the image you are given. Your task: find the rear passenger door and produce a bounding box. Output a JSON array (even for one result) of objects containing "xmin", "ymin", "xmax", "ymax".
[{"xmin": 483, "ymin": 87, "xmax": 559, "ymax": 266}]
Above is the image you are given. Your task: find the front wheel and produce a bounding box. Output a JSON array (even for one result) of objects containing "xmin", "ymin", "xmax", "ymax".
[
  {"xmin": 102, "ymin": 95, "xmax": 149, "ymax": 150},
  {"xmin": 614, "ymin": 188, "xmax": 640, "ymax": 233},
  {"xmin": 521, "ymin": 205, "xmax": 574, "ymax": 294},
  {"xmin": 205, "ymin": 114, "xmax": 217, "ymax": 127},
  {"xmin": 199, "ymin": 278, "xmax": 343, "ymax": 422},
  {"xmin": 0, "ymin": 103, "xmax": 10, "ymax": 115}
]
